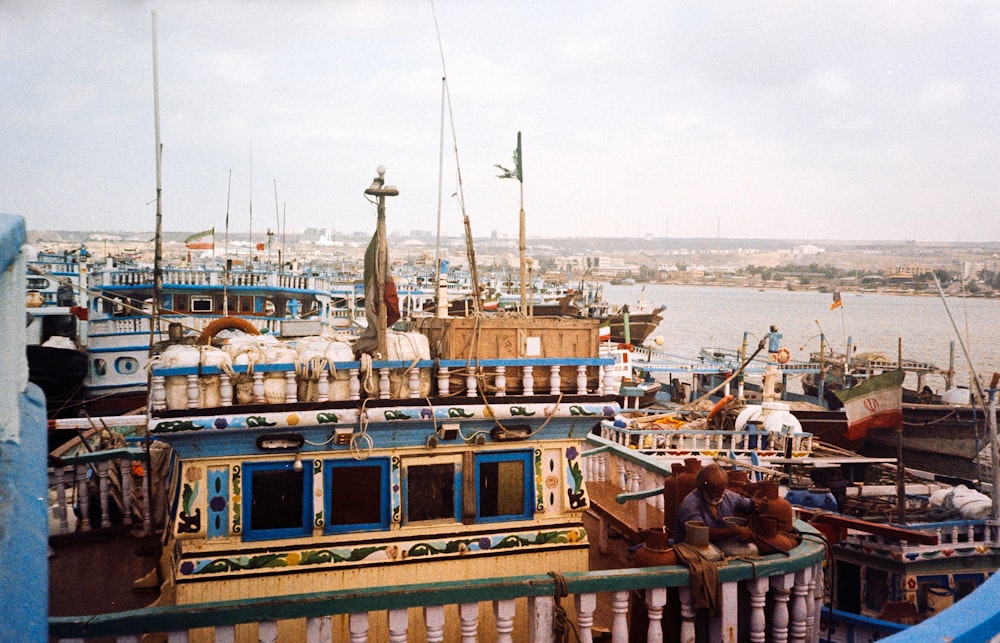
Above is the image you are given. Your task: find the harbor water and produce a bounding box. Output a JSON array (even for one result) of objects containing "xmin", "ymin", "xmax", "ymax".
[{"xmin": 603, "ymin": 284, "xmax": 1000, "ymax": 395}]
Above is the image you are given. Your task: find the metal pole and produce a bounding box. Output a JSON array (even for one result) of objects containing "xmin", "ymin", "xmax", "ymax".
[
  {"xmin": 897, "ymin": 337, "xmax": 905, "ymax": 524},
  {"xmin": 150, "ymin": 11, "xmax": 163, "ymax": 352}
]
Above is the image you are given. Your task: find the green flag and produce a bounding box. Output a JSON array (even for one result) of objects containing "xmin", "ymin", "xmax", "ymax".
[{"xmin": 495, "ymin": 131, "xmax": 522, "ymax": 183}]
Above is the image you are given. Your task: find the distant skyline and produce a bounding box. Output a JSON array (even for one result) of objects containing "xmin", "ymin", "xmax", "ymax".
[{"xmin": 3, "ymin": 1, "xmax": 999, "ymax": 242}]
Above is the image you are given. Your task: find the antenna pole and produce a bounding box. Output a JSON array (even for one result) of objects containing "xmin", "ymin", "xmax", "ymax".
[{"xmin": 150, "ymin": 11, "xmax": 163, "ymax": 351}]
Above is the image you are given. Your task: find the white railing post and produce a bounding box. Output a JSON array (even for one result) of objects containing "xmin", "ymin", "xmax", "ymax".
[
  {"xmin": 388, "ymin": 608, "xmax": 408, "ymax": 642},
  {"xmin": 810, "ymin": 562, "xmax": 824, "ymax": 643},
  {"xmin": 186, "ymin": 374, "xmax": 200, "ymax": 409},
  {"xmin": 495, "ymin": 599, "xmax": 516, "ymax": 643},
  {"xmin": 549, "ymin": 365, "xmax": 561, "ymax": 394},
  {"xmin": 575, "ymin": 592, "xmax": 598, "ymax": 643},
  {"xmin": 53, "ymin": 466, "xmax": 69, "ymax": 534},
  {"xmin": 252, "ymin": 371, "xmax": 266, "ymax": 404},
  {"xmin": 747, "ymin": 576, "xmax": 769, "ymax": 643},
  {"xmin": 408, "ymin": 368, "xmax": 421, "ymax": 398},
  {"xmin": 523, "ymin": 365, "xmax": 534, "ymax": 395},
  {"xmin": 678, "ymin": 587, "xmax": 695, "ymax": 643},
  {"xmin": 316, "ymin": 369, "xmax": 329, "ymax": 403},
  {"xmin": 644, "ymin": 587, "xmax": 668, "ymax": 643},
  {"xmin": 220, "ymin": 372, "xmax": 233, "ymax": 406},
  {"xmin": 790, "ymin": 566, "xmax": 812, "ymax": 643},
  {"xmin": 466, "ymin": 366, "xmax": 477, "ymax": 398},
  {"xmin": 710, "ymin": 580, "xmax": 739, "ymax": 642},
  {"xmin": 349, "ymin": 612, "xmax": 369, "ymax": 643},
  {"xmin": 424, "ymin": 605, "xmax": 445, "ymax": 643},
  {"xmin": 769, "ymin": 572, "xmax": 794, "ymax": 643},
  {"xmin": 528, "ymin": 595, "xmax": 555, "ymax": 643},
  {"xmin": 75, "ymin": 463, "xmax": 91, "ymax": 532},
  {"xmin": 610, "ymin": 590, "xmax": 630, "ymax": 643},
  {"xmin": 121, "ymin": 461, "xmax": 134, "ymax": 526},
  {"xmin": 349, "ymin": 368, "xmax": 361, "ymax": 400},
  {"xmin": 378, "ymin": 367, "xmax": 391, "ymax": 399},
  {"xmin": 151, "ymin": 374, "xmax": 167, "ymax": 411},
  {"xmin": 258, "ymin": 621, "xmax": 278, "ymax": 642},
  {"xmin": 459, "ymin": 602, "xmax": 479, "ymax": 643},
  {"xmin": 306, "ymin": 616, "xmax": 332, "ymax": 642},
  {"xmin": 438, "ymin": 365, "xmax": 451, "ymax": 396},
  {"xmin": 495, "ymin": 366, "xmax": 507, "ymax": 396}
]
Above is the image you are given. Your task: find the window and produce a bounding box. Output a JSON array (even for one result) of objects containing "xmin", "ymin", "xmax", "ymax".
[
  {"xmin": 242, "ymin": 461, "xmax": 311, "ymax": 541},
  {"xmin": 172, "ymin": 294, "xmax": 189, "ymax": 313},
  {"xmin": 191, "ymin": 297, "xmax": 213, "ymax": 313},
  {"xmin": 475, "ymin": 451, "xmax": 533, "ymax": 522},
  {"xmin": 325, "ymin": 459, "xmax": 390, "ymax": 534},
  {"xmin": 405, "ymin": 460, "xmax": 458, "ymax": 523},
  {"xmin": 114, "ymin": 357, "xmax": 140, "ymax": 375}
]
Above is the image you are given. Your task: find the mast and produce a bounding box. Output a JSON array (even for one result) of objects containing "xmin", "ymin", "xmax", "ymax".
[
  {"xmin": 434, "ymin": 77, "xmax": 447, "ymax": 317},
  {"xmin": 517, "ymin": 132, "xmax": 527, "ymax": 316},
  {"xmin": 364, "ymin": 167, "xmax": 398, "ymax": 358},
  {"xmin": 150, "ymin": 11, "xmax": 163, "ymax": 351},
  {"xmin": 431, "ymin": 4, "xmax": 482, "ymax": 313},
  {"xmin": 223, "ymin": 169, "xmax": 231, "ymax": 316}
]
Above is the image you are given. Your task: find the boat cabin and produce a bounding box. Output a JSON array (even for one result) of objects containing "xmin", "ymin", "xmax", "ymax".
[{"xmin": 147, "ymin": 316, "xmax": 620, "ymax": 611}]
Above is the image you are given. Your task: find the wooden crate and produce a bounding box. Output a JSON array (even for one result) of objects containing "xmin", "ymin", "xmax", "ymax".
[{"xmin": 414, "ymin": 316, "xmax": 602, "ymax": 395}]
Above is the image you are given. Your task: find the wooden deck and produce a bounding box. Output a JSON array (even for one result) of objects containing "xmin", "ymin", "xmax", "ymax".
[
  {"xmin": 586, "ymin": 480, "xmax": 665, "ymax": 554},
  {"xmin": 48, "ymin": 527, "xmax": 161, "ymax": 617}
]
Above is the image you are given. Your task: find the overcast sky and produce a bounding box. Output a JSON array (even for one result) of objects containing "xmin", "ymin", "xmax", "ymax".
[{"xmin": 2, "ymin": 1, "xmax": 998, "ymax": 242}]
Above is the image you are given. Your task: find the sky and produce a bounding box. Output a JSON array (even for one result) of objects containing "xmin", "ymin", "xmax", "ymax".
[{"xmin": 2, "ymin": 1, "xmax": 999, "ymax": 242}]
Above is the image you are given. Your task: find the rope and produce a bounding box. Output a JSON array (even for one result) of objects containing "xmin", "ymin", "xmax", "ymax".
[
  {"xmin": 547, "ymin": 571, "xmax": 578, "ymax": 643},
  {"xmin": 359, "ymin": 353, "xmax": 377, "ymax": 397},
  {"xmin": 350, "ymin": 396, "xmax": 374, "ymax": 460}
]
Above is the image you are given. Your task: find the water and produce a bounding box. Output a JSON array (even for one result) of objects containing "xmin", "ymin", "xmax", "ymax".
[{"xmin": 603, "ymin": 284, "xmax": 1000, "ymax": 394}]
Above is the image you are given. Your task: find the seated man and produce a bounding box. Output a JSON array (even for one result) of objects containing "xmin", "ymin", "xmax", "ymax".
[{"xmin": 673, "ymin": 464, "xmax": 759, "ymax": 544}]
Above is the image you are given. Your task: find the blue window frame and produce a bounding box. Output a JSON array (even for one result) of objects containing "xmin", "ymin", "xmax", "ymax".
[
  {"xmin": 475, "ymin": 451, "xmax": 533, "ymax": 522},
  {"xmin": 242, "ymin": 460, "xmax": 311, "ymax": 541},
  {"xmin": 324, "ymin": 458, "xmax": 390, "ymax": 534}
]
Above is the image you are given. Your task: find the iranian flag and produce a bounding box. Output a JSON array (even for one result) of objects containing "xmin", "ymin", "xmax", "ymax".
[
  {"xmin": 834, "ymin": 369, "xmax": 904, "ymax": 440},
  {"xmin": 184, "ymin": 227, "xmax": 215, "ymax": 250}
]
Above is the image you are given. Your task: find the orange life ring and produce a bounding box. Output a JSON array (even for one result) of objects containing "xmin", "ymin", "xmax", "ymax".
[
  {"xmin": 775, "ymin": 348, "xmax": 790, "ymax": 364},
  {"xmin": 198, "ymin": 316, "xmax": 261, "ymax": 344},
  {"xmin": 707, "ymin": 394, "xmax": 734, "ymax": 420}
]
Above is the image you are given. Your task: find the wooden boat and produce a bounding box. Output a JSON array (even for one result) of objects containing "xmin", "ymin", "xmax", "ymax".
[
  {"xmin": 126, "ymin": 169, "xmax": 617, "ymax": 634},
  {"xmin": 81, "ymin": 256, "xmax": 350, "ymax": 415},
  {"xmin": 694, "ymin": 339, "xmax": 994, "ymax": 473},
  {"xmin": 24, "ymin": 247, "xmax": 90, "ymax": 419}
]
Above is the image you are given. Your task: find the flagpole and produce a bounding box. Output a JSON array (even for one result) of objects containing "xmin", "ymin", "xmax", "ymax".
[{"xmin": 896, "ymin": 337, "xmax": 905, "ymax": 524}]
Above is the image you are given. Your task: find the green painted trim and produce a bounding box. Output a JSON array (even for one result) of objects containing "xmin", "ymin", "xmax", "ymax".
[
  {"xmin": 54, "ymin": 447, "xmax": 148, "ymax": 466},
  {"xmin": 583, "ymin": 433, "xmax": 674, "ymax": 477},
  {"xmin": 616, "ymin": 487, "xmax": 664, "ymax": 503}
]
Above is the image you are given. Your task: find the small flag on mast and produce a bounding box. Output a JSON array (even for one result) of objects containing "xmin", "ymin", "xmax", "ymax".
[
  {"xmin": 830, "ymin": 290, "xmax": 842, "ymax": 310},
  {"xmin": 495, "ymin": 131, "xmax": 523, "ymax": 183},
  {"xmin": 834, "ymin": 369, "xmax": 904, "ymax": 440},
  {"xmin": 184, "ymin": 227, "xmax": 215, "ymax": 250}
]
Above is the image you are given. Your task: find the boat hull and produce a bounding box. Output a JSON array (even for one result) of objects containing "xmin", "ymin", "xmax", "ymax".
[{"xmin": 27, "ymin": 345, "xmax": 88, "ymax": 418}]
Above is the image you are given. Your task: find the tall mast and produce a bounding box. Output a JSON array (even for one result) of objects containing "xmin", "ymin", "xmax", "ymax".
[{"xmin": 150, "ymin": 11, "xmax": 163, "ymax": 351}]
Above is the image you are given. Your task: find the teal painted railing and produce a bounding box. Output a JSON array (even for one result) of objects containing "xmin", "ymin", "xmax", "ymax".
[
  {"xmin": 50, "ymin": 433, "xmax": 828, "ymax": 641},
  {"xmin": 51, "ymin": 538, "xmax": 827, "ymax": 641}
]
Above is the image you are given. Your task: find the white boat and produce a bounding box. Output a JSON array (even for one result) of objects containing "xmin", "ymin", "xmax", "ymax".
[
  {"xmin": 81, "ymin": 257, "xmax": 349, "ymax": 415},
  {"xmin": 24, "ymin": 246, "xmax": 90, "ymax": 418}
]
